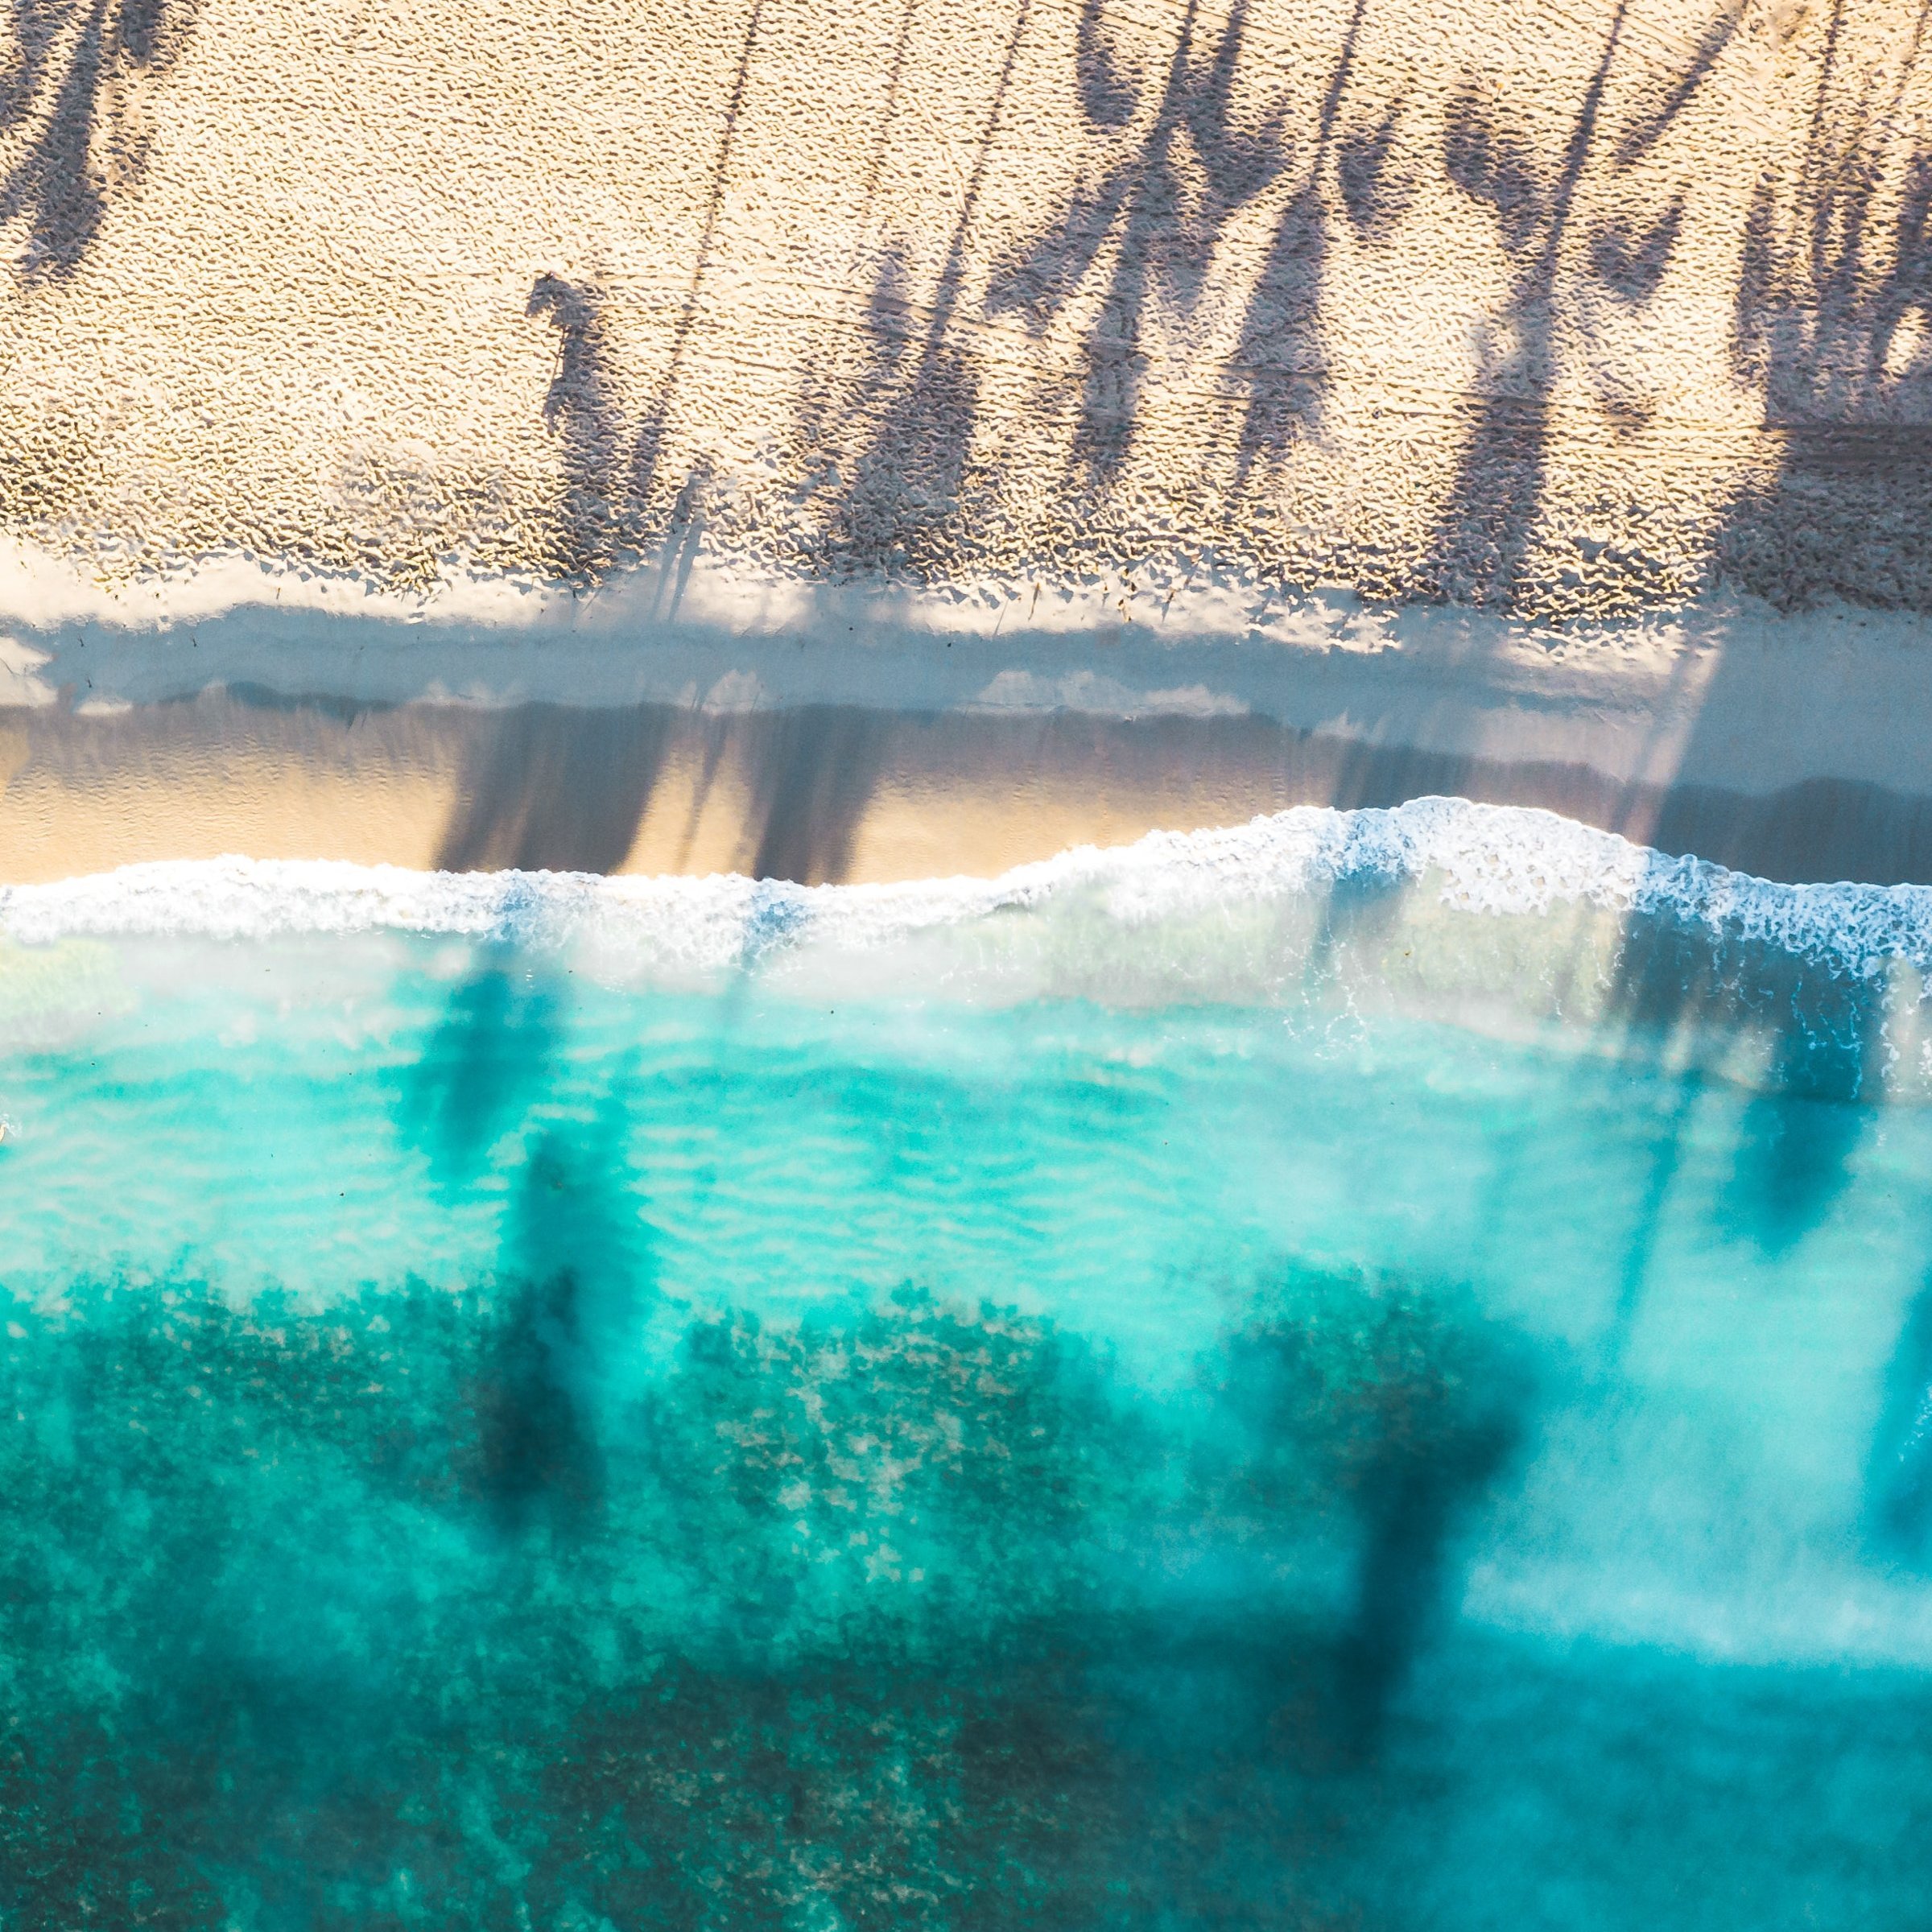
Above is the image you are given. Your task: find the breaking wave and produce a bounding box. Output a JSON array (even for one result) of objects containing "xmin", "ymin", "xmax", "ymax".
[{"xmin": 3, "ymin": 796, "xmax": 1929, "ymax": 979}]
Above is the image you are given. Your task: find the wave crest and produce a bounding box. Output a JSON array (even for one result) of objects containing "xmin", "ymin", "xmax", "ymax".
[{"xmin": 2, "ymin": 798, "xmax": 1926, "ymax": 979}]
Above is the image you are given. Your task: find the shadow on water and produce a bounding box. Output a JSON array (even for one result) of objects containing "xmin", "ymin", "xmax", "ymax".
[
  {"xmin": 1203, "ymin": 1268, "xmax": 1527, "ymax": 1759},
  {"xmin": 1735, "ymin": 980, "xmax": 1889, "ymax": 1253},
  {"xmin": 477, "ymin": 1263, "xmax": 601, "ymax": 1536},
  {"xmin": 402, "ymin": 951, "xmax": 564, "ymax": 1187},
  {"xmin": 1599, "ymin": 901, "xmax": 1891, "ymax": 1294},
  {"xmin": 16, "ymin": 1130, "xmax": 1932, "ymax": 1927},
  {"xmin": 1870, "ymin": 1269, "xmax": 1932, "ymax": 1569},
  {"xmin": 1571, "ymin": 2, "xmax": 1932, "ymax": 1315},
  {"xmin": 403, "ymin": 939, "xmax": 655, "ymax": 1535},
  {"xmin": 476, "ymin": 1125, "xmax": 648, "ymax": 1538},
  {"xmin": 0, "ymin": 1238, "xmax": 1545, "ymax": 1923},
  {"xmin": 1607, "ymin": 2, "xmax": 1932, "ymax": 1294}
]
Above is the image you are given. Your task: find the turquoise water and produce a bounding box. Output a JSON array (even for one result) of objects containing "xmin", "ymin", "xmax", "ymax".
[{"xmin": 6, "ymin": 815, "xmax": 1932, "ymax": 1928}]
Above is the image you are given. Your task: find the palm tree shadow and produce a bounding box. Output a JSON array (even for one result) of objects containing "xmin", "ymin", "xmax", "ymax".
[
  {"xmin": 741, "ymin": 706, "xmax": 890, "ymax": 886},
  {"xmin": 435, "ymin": 704, "xmax": 675, "ymax": 877},
  {"xmin": 1870, "ymin": 1268, "xmax": 1932, "ymax": 1568},
  {"xmin": 788, "ymin": 1, "xmax": 1036, "ymax": 576},
  {"xmin": 0, "ymin": 0, "xmax": 204, "ymax": 283},
  {"xmin": 1209, "ymin": 1273, "xmax": 1528, "ymax": 1762},
  {"xmin": 501, "ymin": 0, "xmax": 1930, "ymax": 645},
  {"xmin": 1225, "ymin": 0, "xmax": 1373, "ymax": 479},
  {"xmin": 1715, "ymin": 0, "xmax": 1932, "ymax": 613},
  {"xmin": 1419, "ymin": 4, "xmax": 1634, "ymax": 609},
  {"xmin": 1731, "ymin": 978, "xmax": 1887, "ymax": 1255},
  {"xmin": 986, "ymin": 0, "xmax": 1289, "ymax": 491},
  {"xmin": 1600, "ymin": 895, "xmax": 1889, "ymax": 1288},
  {"xmin": 403, "ymin": 954, "xmax": 564, "ymax": 1191},
  {"xmin": 476, "ymin": 1108, "xmax": 654, "ymax": 1540}
]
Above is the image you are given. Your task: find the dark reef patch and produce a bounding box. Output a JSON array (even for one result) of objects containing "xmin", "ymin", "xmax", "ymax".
[{"xmin": 0, "ymin": 1265, "xmax": 1521, "ymax": 1927}]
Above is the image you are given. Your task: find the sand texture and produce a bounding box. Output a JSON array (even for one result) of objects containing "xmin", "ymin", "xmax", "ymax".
[
  {"xmin": 10, "ymin": 539, "xmax": 1932, "ymax": 883},
  {"xmin": 0, "ymin": 0, "xmax": 1926, "ymax": 621},
  {"xmin": 2, "ymin": 0, "xmax": 1930, "ymax": 887},
  {"xmin": 10, "ymin": 665, "xmax": 1932, "ymax": 887}
]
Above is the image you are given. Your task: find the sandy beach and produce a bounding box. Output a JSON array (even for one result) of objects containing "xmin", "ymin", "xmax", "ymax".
[
  {"xmin": 0, "ymin": 0, "xmax": 1928, "ymax": 882},
  {"xmin": 13, "ymin": 681, "xmax": 1932, "ymax": 887},
  {"xmin": 6, "ymin": 549, "xmax": 1932, "ymax": 885}
]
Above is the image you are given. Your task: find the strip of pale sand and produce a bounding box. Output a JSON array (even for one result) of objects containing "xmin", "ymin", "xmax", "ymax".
[{"xmin": 3, "ymin": 550, "xmax": 1930, "ymax": 887}]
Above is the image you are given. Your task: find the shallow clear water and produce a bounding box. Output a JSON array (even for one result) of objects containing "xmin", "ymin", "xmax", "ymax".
[{"xmin": 6, "ymin": 811, "xmax": 1932, "ymax": 1929}]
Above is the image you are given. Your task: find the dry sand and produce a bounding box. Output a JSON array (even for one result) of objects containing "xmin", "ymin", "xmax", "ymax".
[
  {"xmin": 0, "ymin": 0, "xmax": 1926, "ymax": 613},
  {"xmin": 0, "ymin": 0, "xmax": 1929, "ymax": 884}
]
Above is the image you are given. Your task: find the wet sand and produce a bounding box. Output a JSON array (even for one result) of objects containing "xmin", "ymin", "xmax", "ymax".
[
  {"xmin": 7, "ymin": 540, "xmax": 1932, "ymax": 886},
  {"xmin": 8, "ymin": 679, "xmax": 1932, "ymax": 890}
]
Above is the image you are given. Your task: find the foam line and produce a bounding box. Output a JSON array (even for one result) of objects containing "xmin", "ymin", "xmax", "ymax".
[{"xmin": 4, "ymin": 798, "xmax": 1930, "ymax": 977}]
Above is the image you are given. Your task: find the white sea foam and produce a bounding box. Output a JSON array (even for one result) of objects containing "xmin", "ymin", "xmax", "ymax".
[{"xmin": 3, "ymin": 798, "xmax": 1930, "ymax": 981}]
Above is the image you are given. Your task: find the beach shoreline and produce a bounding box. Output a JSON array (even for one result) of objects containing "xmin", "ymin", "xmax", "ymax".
[
  {"xmin": 0, "ymin": 0, "xmax": 1925, "ymax": 891},
  {"xmin": 6, "ymin": 547, "xmax": 1932, "ymax": 888}
]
